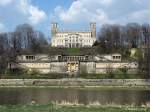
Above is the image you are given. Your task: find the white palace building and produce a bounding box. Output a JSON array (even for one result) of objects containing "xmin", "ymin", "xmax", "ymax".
[{"xmin": 51, "ymin": 22, "xmax": 96, "ymax": 48}]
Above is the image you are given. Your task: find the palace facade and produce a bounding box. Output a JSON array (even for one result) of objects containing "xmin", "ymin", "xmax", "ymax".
[{"xmin": 51, "ymin": 23, "xmax": 96, "ymax": 48}]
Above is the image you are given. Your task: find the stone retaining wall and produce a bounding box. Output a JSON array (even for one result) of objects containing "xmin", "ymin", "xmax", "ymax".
[{"xmin": 0, "ymin": 79, "xmax": 150, "ymax": 87}]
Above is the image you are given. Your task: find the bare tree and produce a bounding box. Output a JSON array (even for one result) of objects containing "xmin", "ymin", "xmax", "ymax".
[
  {"xmin": 142, "ymin": 24, "xmax": 150, "ymax": 46},
  {"xmin": 126, "ymin": 23, "xmax": 141, "ymax": 48},
  {"xmin": 0, "ymin": 23, "xmax": 49, "ymax": 74},
  {"xmin": 14, "ymin": 24, "xmax": 48, "ymax": 53},
  {"xmin": 0, "ymin": 33, "xmax": 10, "ymax": 73}
]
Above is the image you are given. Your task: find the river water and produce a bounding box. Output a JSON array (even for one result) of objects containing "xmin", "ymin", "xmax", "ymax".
[{"xmin": 0, "ymin": 88, "xmax": 150, "ymax": 106}]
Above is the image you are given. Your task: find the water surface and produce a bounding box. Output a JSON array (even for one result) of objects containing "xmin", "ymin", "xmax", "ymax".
[{"xmin": 0, "ymin": 88, "xmax": 150, "ymax": 106}]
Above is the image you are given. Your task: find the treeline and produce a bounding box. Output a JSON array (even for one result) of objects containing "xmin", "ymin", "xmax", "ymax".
[
  {"xmin": 0, "ymin": 24, "xmax": 48, "ymax": 72},
  {"xmin": 95, "ymin": 23, "xmax": 149, "ymax": 54},
  {"xmin": 95, "ymin": 23, "xmax": 150, "ymax": 77}
]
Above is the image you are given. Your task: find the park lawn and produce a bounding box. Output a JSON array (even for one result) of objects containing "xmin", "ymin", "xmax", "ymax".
[
  {"xmin": 67, "ymin": 48, "xmax": 80, "ymax": 55},
  {"xmin": 0, "ymin": 103, "xmax": 149, "ymax": 112},
  {"xmin": 61, "ymin": 106, "xmax": 150, "ymax": 112}
]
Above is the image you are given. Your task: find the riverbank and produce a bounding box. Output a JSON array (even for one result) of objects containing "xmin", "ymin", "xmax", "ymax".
[
  {"xmin": 0, "ymin": 79, "xmax": 150, "ymax": 88},
  {"xmin": 0, "ymin": 103, "xmax": 149, "ymax": 112}
]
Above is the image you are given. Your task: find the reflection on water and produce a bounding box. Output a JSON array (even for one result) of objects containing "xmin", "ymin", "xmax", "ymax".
[{"xmin": 0, "ymin": 88, "xmax": 150, "ymax": 106}]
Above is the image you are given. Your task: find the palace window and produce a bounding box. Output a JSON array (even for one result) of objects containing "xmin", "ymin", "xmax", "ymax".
[{"xmin": 26, "ymin": 56, "xmax": 35, "ymax": 60}]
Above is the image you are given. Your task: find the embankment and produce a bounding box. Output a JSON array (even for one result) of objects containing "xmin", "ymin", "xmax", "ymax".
[{"xmin": 0, "ymin": 79, "xmax": 150, "ymax": 87}]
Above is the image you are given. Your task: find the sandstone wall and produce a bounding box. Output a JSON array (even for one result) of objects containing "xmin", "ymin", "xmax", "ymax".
[
  {"xmin": 17, "ymin": 61, "xmax": 138, "ymax": 74},
  {"xmin": 80, "ymin": 62, "xmax": 95, "ymax": 74},
  {"xmin": 19, "ymin": 62, "xmax": 67, "ymax": 74},
  {"xmin": 79, "ymin": 62, "xmax": 138, "ymax": 74},
  {"xmin": 50, "ymin": 62, "xmax": 67, "ymax": 73}
]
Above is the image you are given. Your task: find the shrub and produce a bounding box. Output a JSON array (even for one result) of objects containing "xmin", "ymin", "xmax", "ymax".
[{"xmin": 119, "ymin": 67, "xmax": 128, "ymax": 74}]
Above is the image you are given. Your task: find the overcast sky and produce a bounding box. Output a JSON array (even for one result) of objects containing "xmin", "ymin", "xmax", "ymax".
[{"xmin": 0, "ymin": 0, "xmax": 150, "ymax": 37}]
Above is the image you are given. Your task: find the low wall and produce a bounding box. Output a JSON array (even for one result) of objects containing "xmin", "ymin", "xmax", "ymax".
[{"xmin": 0, "ymin": 79, "xmax": 150, "ymax": 87}]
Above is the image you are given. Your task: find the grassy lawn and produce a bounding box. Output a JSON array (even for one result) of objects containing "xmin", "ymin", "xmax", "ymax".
[
  {"xmin": 1, "ymin": 69, "xmax": 141, "ymax": 79},
  {"xmin": 0, "ymin": 73, "xmax": 142, "ymax": 79},
  {"xmin": 61, "ymin": 106, "xmax": 150, "ymax": 112},
  {"xmin": 0, "ymin": 67, "xmax": 142, "ymax": 79},
  {"xmin": 0, "ymin": 103, "xmax": 149, "ymax": 112},
  {"xmin": 78, "ymin": 73, "xmax": 142, "ymax": 79},
  {"xmin": 67, "ymin": 48, "xmax": 80, "ymax": 55}
]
